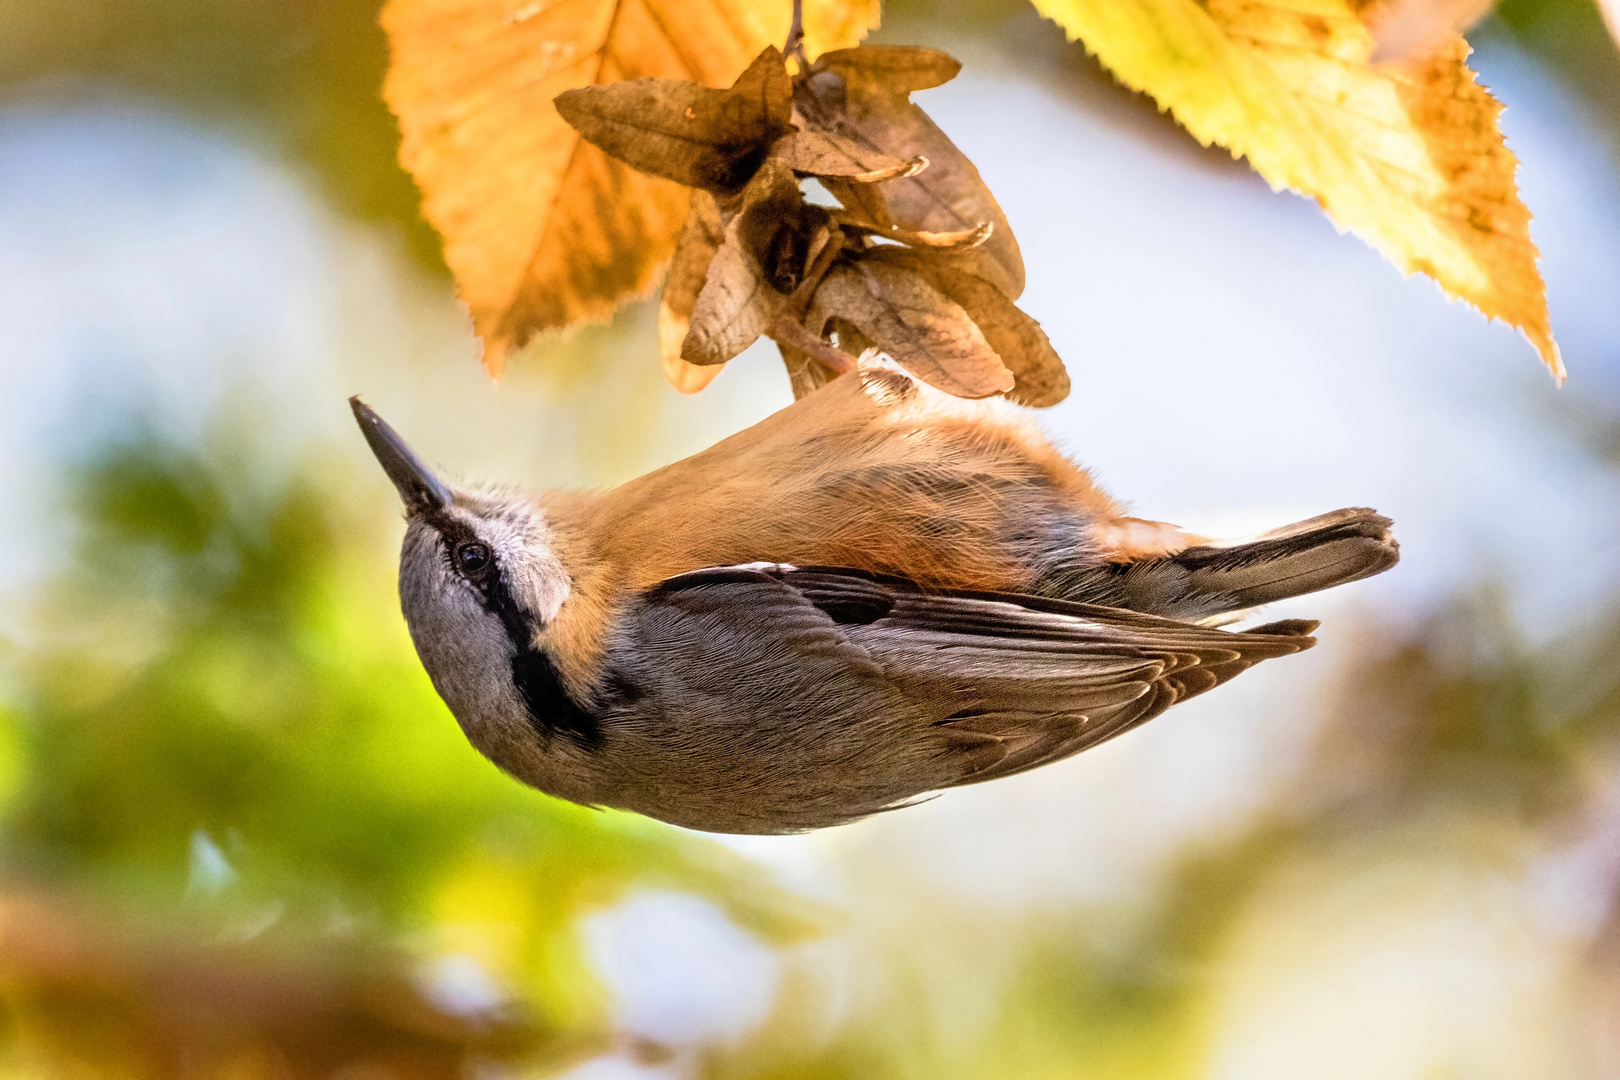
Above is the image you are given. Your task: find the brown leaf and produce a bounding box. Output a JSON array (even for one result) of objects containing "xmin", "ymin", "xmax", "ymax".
[
  {"xmin": 807, "ymin": 262, "xmax": 1014, "ymax": 398},
  {"xmin": 771, "ymin": 130, "xmax": 924, "ymax": 181},
  {"xmin": 813, "ymin": 45, "xmax": 962, "ymax": 103},
  {"xmin": 683, "ymin": 154, "xmax": 855, "ymax": 369},
  {"xmin": 867, "ymin": 248, "xmax": 1070, "ymax": 407},
  {"xmin": 729, "ymin": 158, "xmax": 832, "ymax": 297},
  {"xmin": 683, "ymin": 226, "xmax": 782, "ymax": 366},
  {"xmin": 660, "ymin": 190, "xmax": 727, "ymax": 393},
  {"xmin": 555, "ymin": 48, "xmax": 793, "ymax": 191},
  {"xmin": 682, "ymin": 162, "xmax": 803, "ymax": 366},
  {"xmin": 795, "ymin": 53, "xmax": 1025, "ymax": 299},
  {"xmin": 794, "ymin": 221, "xmax": 845, "ymax": 303},
  {"xmin": 839, "ymin": 217, "xmax": 993, "ymax": 250},
  {"xmin": 663, "ymin": 191, "xmax": 726, "ymax": 318},
  {"xmin": 381, "ymin": 0, "xmax": 879, "ymax": 374},
  {"xmin": 824, "ymin": 316, "xmax": 876, "ymax": 357},
  {"xmin": 892, "ymin": 221, "xmax": 993, "ymax": 249}
]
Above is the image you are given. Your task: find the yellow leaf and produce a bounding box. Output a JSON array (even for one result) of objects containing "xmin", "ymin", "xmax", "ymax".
[
  {"xmin": 1032, "ymin": 0, "xmax": 1563, "ymax": 380},
  {"xmin": 382, "ymin": 0, "xmax": 880, "ymax": 376}
]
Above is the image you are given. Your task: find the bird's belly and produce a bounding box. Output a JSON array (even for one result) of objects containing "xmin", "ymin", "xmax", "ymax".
[{"xmin": 581, "ymin": 690, "xmax": 955, "ymax": 834}]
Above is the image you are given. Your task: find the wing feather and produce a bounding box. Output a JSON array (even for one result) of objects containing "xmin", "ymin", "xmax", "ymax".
[{"xmin": 643, "ymin": 564, "xmax": 1314, "ymax": 790}]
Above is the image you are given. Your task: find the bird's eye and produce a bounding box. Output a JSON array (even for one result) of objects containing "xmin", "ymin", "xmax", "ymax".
[{"xmin": 454, "ymin": 541, "xmax": 492, "ymax": 576}]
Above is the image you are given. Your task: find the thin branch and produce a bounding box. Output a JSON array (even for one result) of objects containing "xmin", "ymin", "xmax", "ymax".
[{"xmin": 782, "ymin": 0, "xmax": 809, "ymax": 71}]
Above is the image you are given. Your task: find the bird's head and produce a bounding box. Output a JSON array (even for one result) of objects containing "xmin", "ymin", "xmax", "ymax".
[{"xmin": 350, "ymin": 398, "xmax": 588, "ymax": 787}]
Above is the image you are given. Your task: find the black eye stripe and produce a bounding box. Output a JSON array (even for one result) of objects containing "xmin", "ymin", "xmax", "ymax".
[
  {"xmin": 425, "ymin": 513, "xmax": 481, "ymax": 557},
  {"xmin": 423, "ymin": 512, "xmax": 507, "ymax": 607},
  {"xmin": 422, "ymin": 512, "xmax": 602, "ymax": 748}
]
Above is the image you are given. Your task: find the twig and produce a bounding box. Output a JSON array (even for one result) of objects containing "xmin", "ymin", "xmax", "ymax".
[
  {"xmin": 782, "ymin": 0, "xmax": 809, "ymax": 71},
  {"xmin": 768, "ymin": 314, "xmax": 856, "ymax": 373}
]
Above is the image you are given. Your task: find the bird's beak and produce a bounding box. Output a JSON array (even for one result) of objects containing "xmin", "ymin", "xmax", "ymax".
[{"xmin": 350, "ymin": 397, "xmax": 451, "ymax": 514}]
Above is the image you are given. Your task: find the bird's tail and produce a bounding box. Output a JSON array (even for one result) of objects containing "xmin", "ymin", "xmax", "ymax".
[
  {"xmin": 1170, "ymin": 508, "xmax": 1398, "ymax": 618},
  {"xmin": 1061, "ymin": 508, "xmax": 1399, "ymax": 621}
]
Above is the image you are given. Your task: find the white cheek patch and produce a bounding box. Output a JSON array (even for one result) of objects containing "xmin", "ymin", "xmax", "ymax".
[
  {"xmin": 517, "ymin": 558, "xmax": 571, "ymax": 623},
  {"xmin": 480, "ymin": 512, "xmax": 571, "ymax": 624}
]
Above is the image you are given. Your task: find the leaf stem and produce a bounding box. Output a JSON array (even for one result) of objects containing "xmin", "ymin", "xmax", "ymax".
[
  {"xmin": 783, "ymin": 0, "xmax": 809, "ymax": 71},
  {"xmin": 768, "ymin": 315, "xmax": 856, "ymax": 373}
]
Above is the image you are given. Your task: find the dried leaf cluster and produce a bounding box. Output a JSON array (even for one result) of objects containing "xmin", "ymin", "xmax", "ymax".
[
  {"xmin": 556, "ymin": 43, "xmax": 1070, "ymax": 404},
  {"xmin": 381, "ymin": 0, "xmax": 881, "ymax": 377},
  {"xmin": 382, "ymin": 0, "xmax": 1565, "ymax": 389}
]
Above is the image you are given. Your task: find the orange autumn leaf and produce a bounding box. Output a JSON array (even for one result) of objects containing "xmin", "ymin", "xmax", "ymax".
[{"xmin": 382, "ymin": 0, "xmax": 880, "ymax": 375}]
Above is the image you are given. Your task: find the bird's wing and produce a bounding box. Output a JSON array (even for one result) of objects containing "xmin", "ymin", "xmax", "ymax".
[{"xmin": 642, "ymin": 563, "xmax": 1316, "ymax": 788}]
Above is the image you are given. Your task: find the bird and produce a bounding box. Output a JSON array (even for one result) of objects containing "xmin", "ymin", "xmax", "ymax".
[{"xmin": 352, "ymin": 363, "xmax": 1397, "ymax": 834}]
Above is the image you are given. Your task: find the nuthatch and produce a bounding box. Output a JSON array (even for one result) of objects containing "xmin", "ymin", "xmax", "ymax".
[{"xmin": 353, "ymin": 366, "xmax": 1397, "ymax": 834}]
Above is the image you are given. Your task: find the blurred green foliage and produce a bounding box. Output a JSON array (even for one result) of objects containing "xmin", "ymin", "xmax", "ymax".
[{"xmin": 0, "ymin": 434, "xmax": 820, "ymax": 1073}]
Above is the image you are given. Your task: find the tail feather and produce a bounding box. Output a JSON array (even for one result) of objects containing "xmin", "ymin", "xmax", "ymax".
[
  {"xmin": 1173, "ymin": 508, "xmax": 1399, "ymax": 612},
  {"xmin": 1054, "ymin": 508, "xmax": 1398, "ymax": 621}
]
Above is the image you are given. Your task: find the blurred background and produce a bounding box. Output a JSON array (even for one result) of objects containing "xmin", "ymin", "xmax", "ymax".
[{"xmin": 2, "ymin": 0, "xmax": 1620, "ymax": 1076}]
